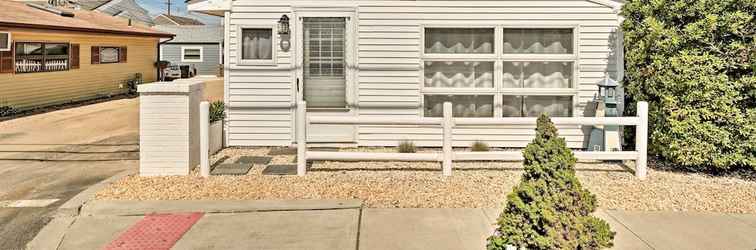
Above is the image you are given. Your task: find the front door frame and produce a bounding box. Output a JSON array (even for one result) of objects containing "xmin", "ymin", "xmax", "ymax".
[{"xmin": 292, "ymin": 7, "xmax": 358, "ymax": 143}]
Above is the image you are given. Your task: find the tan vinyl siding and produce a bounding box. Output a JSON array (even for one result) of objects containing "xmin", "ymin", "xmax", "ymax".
[
  {"xmin": 226, "ymin": 0, "xmax": 622, "ymax": 148},
  {"xmin": 0, "ymin": 28, "xmax": 159, "ymax": 110}
]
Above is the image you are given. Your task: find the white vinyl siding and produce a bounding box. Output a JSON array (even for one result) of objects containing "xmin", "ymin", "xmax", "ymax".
[
  {"xmin": 227, "ymin": 9, "xmax": 292, "ymax": 146},
  {"xmin": 226, "ymin": 0, "xmax": 622, "ymax": 148}
]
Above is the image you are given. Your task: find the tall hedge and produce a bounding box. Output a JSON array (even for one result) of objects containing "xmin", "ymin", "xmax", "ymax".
[
  {"xmin": 621, "ymin": 0, "xmax": 756, "ymax": 171},
  {"xmin": 487, "ymin": 115, "xmax": 614, "ymax": 249}
]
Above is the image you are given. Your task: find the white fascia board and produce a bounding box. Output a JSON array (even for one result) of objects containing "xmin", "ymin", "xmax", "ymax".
[
  {"xmin": 587, "ymin": 0, "xmax": 624, "ymax": 12},
  {"xmin": 188, "ymin": 0, "xmax": 231, "ymax": 13}
]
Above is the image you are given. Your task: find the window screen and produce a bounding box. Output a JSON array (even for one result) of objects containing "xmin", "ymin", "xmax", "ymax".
[
  {"xmin": 241, "ymin": 28, "xmax": 273, "ymax": 60},
  {"xmin": 303, "ymin": 17, "xmax": 347, "ymax": 108},
  {"xmin": 304, "ymin": 17, "xmax": 346, "ymax": 78}
]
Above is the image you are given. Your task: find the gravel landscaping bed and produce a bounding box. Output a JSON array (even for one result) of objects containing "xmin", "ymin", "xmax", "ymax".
[{"xmin": 96, "ymin": 147, "xmax": 756, "ymax": 213}]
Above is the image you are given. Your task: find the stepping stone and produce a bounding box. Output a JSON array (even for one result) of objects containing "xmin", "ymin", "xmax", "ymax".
[
  {"xmin": 211, "ymin": 163, "xmax": 252, "ymax": 176},
  {"xmin": 267, "ymin": 147, "xmax": 297, "ymax": 156},
  {"xmin": 235, "ymin": 156, "xmax": 272, "ymax": 165},
  {"xmin": 262, "ymin": 164, "xmax": 298, "ymax": 175}
]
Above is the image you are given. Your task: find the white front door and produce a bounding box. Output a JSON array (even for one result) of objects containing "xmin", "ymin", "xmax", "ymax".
[{"xmin": 296, "ymin": 13, "xmax": 356, "ymax": 143}]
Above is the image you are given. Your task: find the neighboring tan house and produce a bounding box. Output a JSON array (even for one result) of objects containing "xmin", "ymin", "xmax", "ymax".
[
  {"xmin": 153, "ymin": 14, "xmax": 205, "ymax": 26},
  {"xmin": 190, "ymin": 0, "xmax": 626, "ymax": 148},
  {"xmin": 0, "ymin": 1, "xmax": 173, "ymax": 111},
  {"xmin": 155, "ymin": 25, "xmax": 222, "ymax": 76}
]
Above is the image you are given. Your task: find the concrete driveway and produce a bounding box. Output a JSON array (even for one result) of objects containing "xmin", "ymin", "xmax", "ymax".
[{"xmin": 0, "ymin": 78, "xmax": 223, "ymax": 250}]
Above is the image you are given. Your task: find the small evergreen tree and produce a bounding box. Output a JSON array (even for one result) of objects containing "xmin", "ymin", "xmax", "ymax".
[{"xmin": 488, "ymin": 115, "xmax": 614, "ymax": 249}]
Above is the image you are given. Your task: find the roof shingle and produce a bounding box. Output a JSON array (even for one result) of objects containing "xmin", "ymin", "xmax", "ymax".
[
  {"xmin": 154, "ymin": 14, "xmax": 205, "ymax": 26},
  {"xmin": 0, "ymin": 1, "xmax": 172, "ymax": 37},
  {"xmin": 154, "ymin": 25, "xmax": 221, "ymax": 43}
]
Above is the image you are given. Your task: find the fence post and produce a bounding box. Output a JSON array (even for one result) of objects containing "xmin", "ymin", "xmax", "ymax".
[
  {"xmin": 636, "ymin": 101, "xmax": 648, "ymax": 179},
  {"xmin": 296, "ymin": 101, "xmax": 307, "ymax": 176},
  {"xmin": 200, "ymin": 101, "xmax": 210, "ymax": 177},
  {"xmin": 442, "ymin": 102, "xmax": 453, "ymax": 176}
]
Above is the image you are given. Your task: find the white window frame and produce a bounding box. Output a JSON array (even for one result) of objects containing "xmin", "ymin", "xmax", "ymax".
[
  {"xmin": 236, "ymin": 25, "xmax": 277, "ymax": 66},
  {"xmin": 0, "ymin": 32, "xmax": 10, "ymax": 52},
  {"xmin": 420, "ymin": 24, "xmax": 580, "ymax": 118},
  {"xmin": 181, "ymin": 46, "xmax": 204, "ymax": 62}
]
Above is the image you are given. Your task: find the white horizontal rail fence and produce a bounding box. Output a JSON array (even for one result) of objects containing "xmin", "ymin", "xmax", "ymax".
[{"xmin": 296, "ymin": 101, "xmax": 649, "ymax": 179}]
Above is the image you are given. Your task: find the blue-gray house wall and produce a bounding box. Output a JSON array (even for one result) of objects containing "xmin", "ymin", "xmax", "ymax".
[{"xmin": 160, "ymin": 43, "xmax": 221, "ymax": 76}]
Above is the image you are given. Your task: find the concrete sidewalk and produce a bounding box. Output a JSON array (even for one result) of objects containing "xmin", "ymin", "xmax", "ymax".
[{"xmin": 29, "ymin": 200, "xmax": 756, "ymax": 250}]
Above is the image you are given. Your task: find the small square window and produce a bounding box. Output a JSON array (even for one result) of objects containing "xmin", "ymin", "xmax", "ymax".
[
  {"xmin": 240, "ymin": 28, "xmax": 273, "ymax": 63},
  {"xmin": 99, "ymin": 47, "xmax": 120, "ymax": 64}
]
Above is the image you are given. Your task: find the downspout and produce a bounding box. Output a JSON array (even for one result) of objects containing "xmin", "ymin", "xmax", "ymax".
[{"xmin": 157, "ymin": 36, "xmax": 175, "ymax": 81}]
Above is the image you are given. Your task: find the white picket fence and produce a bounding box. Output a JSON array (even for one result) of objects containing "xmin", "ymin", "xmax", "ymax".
[
  {"xmin": 295, "ymin": 101, "xmax": 650, "ymax": 179},
  {"xmin": 15, "ymin": 59, "xmax": 68, "ymax": 73}
]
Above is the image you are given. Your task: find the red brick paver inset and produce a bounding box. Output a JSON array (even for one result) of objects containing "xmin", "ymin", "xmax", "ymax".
[{"xmin": 103, "ymin": 213, "xmax": 204, "ymax": 250}]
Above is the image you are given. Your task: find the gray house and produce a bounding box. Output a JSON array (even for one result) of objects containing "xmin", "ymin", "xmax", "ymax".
[{"xmin": 155, "ymin": 25, "xmax": 223, "ymax": 76}]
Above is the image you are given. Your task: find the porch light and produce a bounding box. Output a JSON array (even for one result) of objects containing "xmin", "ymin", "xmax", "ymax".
[{"xmin": 278, "ymin": 15, "xmax": 290, "ymax": 35}]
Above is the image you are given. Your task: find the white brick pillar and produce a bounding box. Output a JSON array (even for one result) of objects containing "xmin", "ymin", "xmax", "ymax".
[{"xmin": 137, "ymin": 81, "xmax": 204, "ymax": 176}]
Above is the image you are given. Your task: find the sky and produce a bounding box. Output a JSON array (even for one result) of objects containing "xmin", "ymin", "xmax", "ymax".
[{"xmin": 136, "ymin": 0, "xmax": 221, "ymax": 24}]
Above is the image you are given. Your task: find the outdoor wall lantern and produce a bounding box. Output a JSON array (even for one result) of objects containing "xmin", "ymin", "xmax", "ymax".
[
  {"xmin": 278, "ymin": 15, "xmax": 290, "ymax": 35},
  {"xmin": 278, "ymin": 14, "xmax": 291, "ymax": 51}
]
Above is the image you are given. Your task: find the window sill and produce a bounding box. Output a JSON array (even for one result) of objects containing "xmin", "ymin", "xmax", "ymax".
[
  {"xmin": 15, "ymin": 69, "xmax": 70, "ymax": 74},
  {"xmin": 238, "ymin": 60, "xmax": 276, "ymax": 66},
  {"xmin": 500, "ymin": 88, "xmax": 578, "ymax": 95}
]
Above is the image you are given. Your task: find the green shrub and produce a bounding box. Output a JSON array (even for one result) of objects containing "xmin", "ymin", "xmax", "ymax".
[
  {"xmin": 471, "ymin": 141, "xmax": 490, "ymax": 152},
  {"xmin": 487, "ymin": 115, "xmax": 614, "ymax": 249},
  {"xmin": 0, "ymin": 106, "xmax": 17, "ymax": 117},
  {"xmin": 398, "ymin": 140, "xmax": 416, "ymax": 153},
  {"xmin": 622, "ymin": 0, "xmax": 756, "ymax": 171},
  {"xmin": 209, "ymin": 101, "xmax": 225, "ymax": 123}
]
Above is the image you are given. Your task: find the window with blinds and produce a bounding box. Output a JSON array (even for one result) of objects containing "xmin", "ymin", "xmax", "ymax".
[{"xmin": 303, "ymin": 17, "xmax": 347, "ymax": 109}]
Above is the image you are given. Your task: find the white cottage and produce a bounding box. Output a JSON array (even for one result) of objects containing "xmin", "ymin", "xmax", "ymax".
[{"xmin": 189, "ymin": 0, "xmax": 625, "ymax": 149}]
